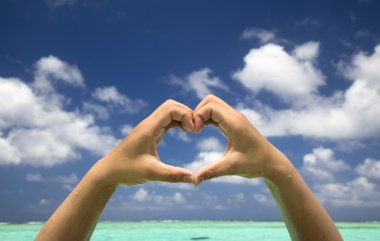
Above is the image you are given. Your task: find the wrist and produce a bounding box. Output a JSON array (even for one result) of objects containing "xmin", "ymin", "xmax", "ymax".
[
  {"xmin": 89, "ymin": 157, "xmax": 120, "ymax": 191},
  {"xmin": 261, "ymin": 144, "xmax": 294, "ymax": 184}
]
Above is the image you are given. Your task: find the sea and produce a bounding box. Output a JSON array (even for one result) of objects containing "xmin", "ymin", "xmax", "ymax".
[{"xmin": 0, "ymin": 221, "xmax": 379, "ymax": 241}]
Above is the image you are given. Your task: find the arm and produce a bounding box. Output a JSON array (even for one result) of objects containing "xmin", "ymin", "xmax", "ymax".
[
  {"xmin": 192, "ymin": 95, "xmax": 343, "ymax": 241},
  {"xmin": 35, "ymin": 99, "xmax": 195, "ymax": 241}
]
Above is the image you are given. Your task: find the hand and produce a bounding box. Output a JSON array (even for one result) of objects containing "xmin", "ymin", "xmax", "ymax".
[
  {"xmin": 192, "ymin": 95, "xmax": 280, "ymax": 186},
  {"xmin": 97, "ymin": 99, "xmax": 195, "ymax": 187}
]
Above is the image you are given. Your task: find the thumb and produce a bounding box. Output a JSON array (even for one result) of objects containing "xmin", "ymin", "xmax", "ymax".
[
  {"xmin": 151, "ymin": 162, "xmax": 194, "ymax": 184},
  {"xmin": 194, "ymin": 156, "xmax": 232, "ymax": 186}
]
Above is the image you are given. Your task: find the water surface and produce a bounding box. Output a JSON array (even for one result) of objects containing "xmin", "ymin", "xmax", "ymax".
[{"xmin": 0, "ymin": 221, "xmax": 379, "ymax": 241}]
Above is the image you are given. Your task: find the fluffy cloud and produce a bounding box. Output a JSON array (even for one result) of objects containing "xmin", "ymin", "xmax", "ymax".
[
  {"xmin": 131, "ymin": 188, "xmax": 186, "ymax": 205},
  {"xmin": 302, "ymin": 147, "xmax": 350, "ymax": 181},
  {"xmin": 241, "ymin": 27, "xmax": 276, "ymax": 44},
  {"xmin": 92, "ymin": 86, "xmax": 147, "ymax": 114},
  {"xmin": 169, "ymin": 68, "xmax": 228, "ymax": 99},
  {"xmin": 316, "ymin": 177, "xmax": 380, "ymax": 207},
  {"xmin": 168, "ymin": 128, "xmax": 191, "ymax": 142},
  {"xmin": 132, "ymin": 187, "xmax": 149, "ymax": 202},
  {"xmin": 252, "ymin": 193, "xmax": 272, "ymax": 205},
  {"xmin": 33, "ymin": 55, "xmax": 84, "ymax": 93},
  {"xmin": 0, "ymin": 56, "xmax": 120, "ymax": 166},
  {"xmin": 233, "ymin": 42, "xmax": 325, "ymax": 104},
  {"xmin": 237, "ymin": 43, "xmax": 380, "ymax": 141},
  {"xmin": 172, "ymin": 192, "xmax": 186, "ymax": 204},
  {"xmin": 344, "ymin": 44, "xmax": 380, "ymax": 87},
  {"xmin": 292, "ymin": 41, "xmax": 320, "ymax": 60},
  {"xmin": 196, "ymin": 137, "xmax": 224, "ymax": 152},
  {"xmin": 82, "ymin": 102, "xmax": 110, "ymax": 120},
  {"xmin": 297, "ymin": 147, "xmax": 380, "ymax": 208},
  {"xmin": 184, "ymin": 151, "xmax": 260, "ymax": 185},
  {"xmin": 26, "ymin": 172, "xmax": 79, "ymax": 190},
  {"xmin": 184, "ymin": 151, "xmax": 223, "ymax": 173},
  {"xmin": 356, "ymin": 158, "xmax": 380, "ymax": 179}
]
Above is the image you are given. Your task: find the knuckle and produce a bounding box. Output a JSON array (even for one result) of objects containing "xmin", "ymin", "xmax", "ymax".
[
  {"xmin": 183, "ymin": 110, "xmax": 192, "ymax": 119},
  {"xmin": 164, "ymin": 99, "xmax": 176, "ymax": 106},
  {"xmin": 204, "ymin": 101, "xmax": 216, "ymax": 110},
  {"xmin": 205, "ymin": 94, "xmax": 217, "ymax": 101}
]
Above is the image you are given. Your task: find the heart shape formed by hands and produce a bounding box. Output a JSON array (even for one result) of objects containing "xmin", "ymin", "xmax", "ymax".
[
  {"xmin": 104, "ymin": 95, "xmax": 273, "ymax": 188},
  {"xmin": 36, "ymin": 95, "xmax": 344, "ymax": 241}
]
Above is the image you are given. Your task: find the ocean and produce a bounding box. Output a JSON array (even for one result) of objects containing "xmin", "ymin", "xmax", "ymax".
[{"xmin": 0, "ymin": 221, "xmax": 379, "ymax": 241}]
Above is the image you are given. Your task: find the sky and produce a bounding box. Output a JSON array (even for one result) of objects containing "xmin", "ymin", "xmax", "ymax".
[{"xmin": 1, "ymin": 0, "xmax": 380, "ymax": 223}]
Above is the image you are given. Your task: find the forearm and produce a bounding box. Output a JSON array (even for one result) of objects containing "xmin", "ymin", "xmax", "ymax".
[
  {"xmin": 35, "ymin": 159, "xmax": 117, "ymax": 241},
  {"xmin": 263, "ymin": 148, "xmax": 343, "ymax": 241}
]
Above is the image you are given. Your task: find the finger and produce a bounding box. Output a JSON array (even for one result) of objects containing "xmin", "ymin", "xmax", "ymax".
[
  {"xmin": 193, "ymin": 101, "xmax": 230, "ymax": 134},
  {"xmin": 193, "ymin": 156, "xmax": 232, "ymax": 186},
  {"xmin": 155, "ymin": 121, "xmax": 189, "ymax": 145},
  {"xmin": 156, "ymin": 99, "xmax": 194, "ymax": 116},
  {"xmin": 161, "ymin": 100, "xmax": 194, "ymax": 131},
  {"xmin": 155, "ymin": 104, "xmax": 194, "ymax": 135},
  {"xmin": 194, "ymin": 94, "xmax": 232, "ymax": 113},
  {"xmin": 151, "ymin": 162, "xmax": 194, "ymax": 183}
]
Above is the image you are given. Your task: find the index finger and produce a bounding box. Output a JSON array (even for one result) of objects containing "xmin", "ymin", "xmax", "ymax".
[
  {"xmin": 194, "ymin": 94, "xmax": 233, "ymax": 113},
  {"xmin": 151, "ymin": 100, "xmax": 195, "ymax": 137},
  {"xmin": 193, "ymin": 101, "xmax": 230, "ymax": 135}
]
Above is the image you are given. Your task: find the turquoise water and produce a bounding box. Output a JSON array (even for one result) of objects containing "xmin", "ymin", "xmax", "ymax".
[{"xmin": 0, "ymin": 221, "xmax": 379, "ymax": 241}]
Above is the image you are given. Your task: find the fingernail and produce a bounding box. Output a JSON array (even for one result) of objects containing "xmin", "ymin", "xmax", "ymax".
[
  {"xmin": 193, "ymin": 117, "xmax": 201, "ymax": 133},
  {"xmin": 194, "ymin": 176, "xmax": 204, "ymax": 187}
]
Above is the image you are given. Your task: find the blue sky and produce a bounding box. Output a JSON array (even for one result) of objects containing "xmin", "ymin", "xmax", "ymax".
[{"xmin": 1, "ymin": 0, "xmax": 380, "ymax": 222}]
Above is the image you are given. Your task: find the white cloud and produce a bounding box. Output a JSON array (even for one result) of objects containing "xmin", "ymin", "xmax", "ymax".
[
  {"xmin": 315, "ymin": 177, "xmax": 380, "ymax": 207},
  {"xmin": 33, "ymin": 55, "xmax": 84, "ymax": 93},
  {"xmin": 292, "ymin": 41, "xmax": 320, "ymax": 61},
  {"xmin": 132, "ymin": 188, "xmax": 149, "ymax": 202},
  {"xmin": 184, "ymin": 151, "xmax": 260, "ymax": 185},
  {"xmin": 154, "ymin": 182, "xmax": 195, "ymax": 190},
  {"xmin": 120, "ymin": 124, "xmax": 134, "ymax": 136},
  {"xmin": 92, "ymin": 86, "xmax": 147, "ymax": 113},
  {"xmin": 196, "ymin": 137, "xmax": 224, "ymax": 152},
  {"xmin": 236, "ymin": 43, "xmax": 380, "ymax": 141},
  {"xmin": 252, "ymin": 193, "xmax": 271, "ymax": 204},
  {"xmin": 131, "ymin": 188, "xmax": 187, "ymax": 205},
  {"xmin": 82, "ymin": 102, "xmax": 110, "ymax": 120},
  {"xmin": 212, "ymin": 176, "xmax": 260, "ymax": 185},
  {"xmin": 241, "ymin": 27, "xmax": 276, "ymax": 44},
  {"xmin": 344, "ymin": 44, "xmax": 380, "ymax": 89},
  {"xmin": 184, "ymin": 151, "xmax": 223, "ymax": 173},
  {"xmin": 26, "ymin": 172, "xmax": 79, "ymax": 190},
  {"xmin": 25, "ymin": 173, "xmax": 44, "ymax": 182},
  {"xmin": 173, "ymin": 192, "xmax": 186, "ymax": 204},
  {"xmin": 168, "ymin": 128, "xmax": 191, "ymax": 142},
  {"xmin": 297, "ymin": 148, "xmax": 380, "ymax": 208},
  {"xmin": 0, "ymin": 137, "xmax": 20, "ymax": 165},
  {"xmin": 169, "ymin": 68, "xmax": 228, "ymax": 99},
  {"xmin": 233, "ymin": 43, "xmax": 325, "ymax": 105},
  {"xmin": 0, "ymin": 56, "xmax": 120, "ymax": 166},
  {"xmin": 356, "ymin": 158, "xmax": 380, "ymax": 180},
  {"xmin": 302, "ymin": 147, "xmax": 350, "ymax": 181}
]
